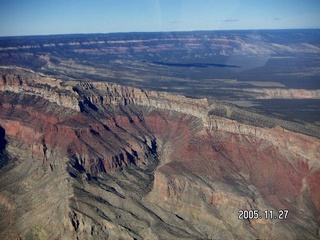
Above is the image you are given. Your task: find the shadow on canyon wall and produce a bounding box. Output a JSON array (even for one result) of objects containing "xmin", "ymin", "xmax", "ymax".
[{"xmin": 0, "ymin": 126, "xmax": 8, "ymax": 169}]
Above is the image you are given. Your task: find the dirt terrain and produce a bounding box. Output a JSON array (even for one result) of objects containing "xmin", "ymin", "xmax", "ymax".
[{"xmin": 0, "ymin": 68, "xmax": 319, "ymax": 239}]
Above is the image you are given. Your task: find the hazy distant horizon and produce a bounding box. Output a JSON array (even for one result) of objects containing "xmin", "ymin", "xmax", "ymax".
[
  {"xmin": 1, "ymin": 28, "xmax": 320, "ymax": 39},
  {"xmin": 1, "ymin": 0, "xmax": 319, "ymax": 37}
]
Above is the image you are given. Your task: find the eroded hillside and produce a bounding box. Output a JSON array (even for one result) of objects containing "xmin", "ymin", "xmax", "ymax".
[{"xmin": 0, "ymin": 68, "xmax": 319, "ymax": 239}]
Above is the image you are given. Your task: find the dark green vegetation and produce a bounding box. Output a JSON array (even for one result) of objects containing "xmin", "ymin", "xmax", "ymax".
[
  {"xmin": 208, "ymin": 101, "xmax": 319, "ymax": 138},
  {"xmin": 250, "ymin": 99, "xmax": 320, "ymax": 126}
]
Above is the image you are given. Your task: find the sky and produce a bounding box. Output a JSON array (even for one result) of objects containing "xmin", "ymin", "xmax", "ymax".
[{"xmin": 0, "ymin": 0, "xmax": 319, "ymax": 37}]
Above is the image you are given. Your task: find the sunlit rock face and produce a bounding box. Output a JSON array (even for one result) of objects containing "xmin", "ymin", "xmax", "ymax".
[{"xmin": 0, "ymin": 68, "xmax": 319, "ymax": 240}]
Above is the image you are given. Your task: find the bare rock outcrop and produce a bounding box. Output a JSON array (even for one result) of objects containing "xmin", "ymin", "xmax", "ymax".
[
  {"xmin": 238, "ymin": 88, "xmax": 320, "ymax": 99},
  {"xmin": 0, "ymin": 67, "xmax": 80, "ymax": 111},
  {"xmin": 0, "ymin": 68, "xmax": 319, "ymax": 239}
]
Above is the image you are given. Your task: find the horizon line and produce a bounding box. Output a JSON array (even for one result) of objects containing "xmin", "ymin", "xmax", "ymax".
[{"xmin": 1, "ymin": 28, "xmax": 320, "ymax": 38}]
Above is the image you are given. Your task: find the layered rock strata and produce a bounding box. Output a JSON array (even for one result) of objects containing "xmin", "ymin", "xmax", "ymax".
[{"xmin": 0, "ymin": 68, "xmax": 319, "ymax": 239}]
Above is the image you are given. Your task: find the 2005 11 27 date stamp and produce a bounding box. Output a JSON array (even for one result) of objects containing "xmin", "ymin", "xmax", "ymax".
[{"xmin": 238, "ymin": 209, "xmax": 289, "ymax": 220}]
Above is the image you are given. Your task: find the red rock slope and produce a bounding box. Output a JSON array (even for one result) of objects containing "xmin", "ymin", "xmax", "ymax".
[{"xmin": 0, "ymin": 67, "xmax": 319, "ymax": 239}]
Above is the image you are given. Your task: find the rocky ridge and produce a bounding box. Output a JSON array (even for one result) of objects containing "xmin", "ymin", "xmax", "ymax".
[
  {"xmin": 0, "ymin": 67, "xmax": 80, "ymax": 111},
  {"xmin": 0, "ymin": 67, "xmax": 320, "ymax": 239},
  {"xmin": 1, "ymin": 32, "xmax": 319, "ymax": 56},
  {"xmin": 224, "ymin": 87, "xmax": 320, "ymax": 99}
]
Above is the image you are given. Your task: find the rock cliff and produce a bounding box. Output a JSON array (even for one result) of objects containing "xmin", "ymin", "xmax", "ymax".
[
  {"xmin": 0, "ymin": 67, "xmax": 319, "ymax": 239},
  {"xmin": 0, "ymin": 67, "xmax": 80, "ymax": 110},
  {"xmin": 227, "ymin": 87, "xmax": 320, "ymax": 99}
]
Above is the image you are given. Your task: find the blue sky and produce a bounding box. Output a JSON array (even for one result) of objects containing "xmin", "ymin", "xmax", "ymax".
[{"xmin": 0, "ymin": 0, "xmax": 319, "ymax": 36}]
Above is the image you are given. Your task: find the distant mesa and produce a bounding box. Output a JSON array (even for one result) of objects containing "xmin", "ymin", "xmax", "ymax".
[{"xmin": 151, "ymin": 61, "xmax": 240, "ymax": 68}]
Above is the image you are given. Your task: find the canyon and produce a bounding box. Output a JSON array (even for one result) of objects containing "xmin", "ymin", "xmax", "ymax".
[
  {"xmin": 1, "ymin": 30, "xmax": 319, "ymax": 127},
  {"xmin": 0, "ymin": 67, "xmax": 319, "ymax": 239}
]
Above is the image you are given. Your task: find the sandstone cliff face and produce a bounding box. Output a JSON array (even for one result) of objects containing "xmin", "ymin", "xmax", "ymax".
[
  {"xmin": 76, "ymin": 81, "xmax": 209, "ymax": 120},
  {"xmin": 1, "ymin": 32, "xmax": 319, "ymax": 56},
  {"xmin": 207, "ymin": 117, "xmax": 320, "ymax": 166},
  {"xmin": 1, "ymin": 67, "xmax": 209, "ymax": 118},
  {"xmin": 237, "ymin": 88, "xmax": 320, "ymax": 99},
  {"xmin": 0, "ymin": 68, "xmax": 320, "ymax": 239},
  {"xmin": 0, "ymin": 68, "xmax": 80, "ymax": 111}
]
